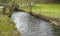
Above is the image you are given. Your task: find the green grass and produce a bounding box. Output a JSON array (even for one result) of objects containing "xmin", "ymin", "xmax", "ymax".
[
  {"xmin": 0, "ymin": 15, "xmax": 21, "ymax": 36},
  {"xmin": 20, "ymin": 4, "xmax": 60, "ymax": 18}
]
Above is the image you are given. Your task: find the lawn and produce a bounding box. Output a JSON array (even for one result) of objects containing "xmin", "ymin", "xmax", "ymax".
[{"xmin": 20, "ymin": 4, "xmax": 60, "ymax": 18}]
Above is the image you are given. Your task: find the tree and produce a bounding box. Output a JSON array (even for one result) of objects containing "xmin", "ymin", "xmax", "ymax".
[
  {"xmin": 0, "ymin": 0, "xmax": 18, "ymax": 17},
  {"xmin": 0, "ymin": 0, "xmax": 12, "ymax": 15}
]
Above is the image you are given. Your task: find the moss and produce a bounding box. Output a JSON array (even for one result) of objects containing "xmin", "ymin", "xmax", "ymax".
[{"xmin": 0, "ymin": 15, "xmax": 21, "ymax": 36}]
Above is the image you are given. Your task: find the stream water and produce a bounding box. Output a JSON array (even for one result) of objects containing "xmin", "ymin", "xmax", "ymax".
[{"xmin": 11, "ymin": 12, "xmax": 59, "ymax": 36}]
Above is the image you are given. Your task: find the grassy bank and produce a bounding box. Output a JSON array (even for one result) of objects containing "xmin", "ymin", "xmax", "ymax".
[
  {"xmin": 0, "ymin": 15, "xmax": 21, "ymax": 36},
  {"xmin": 20, "ymin": 4, "xmax": 60, "ymax": 18},
  {"xmin": 0, "ymin": 6, "xmax": 21, "ymax": 36}
]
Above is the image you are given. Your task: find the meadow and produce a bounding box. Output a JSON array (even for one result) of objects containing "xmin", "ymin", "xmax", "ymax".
[{"xmin": 20, "ymin": 4, "xmax": 60, "ymax": 18}]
